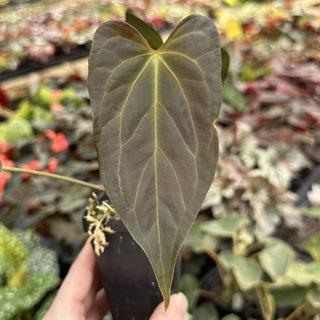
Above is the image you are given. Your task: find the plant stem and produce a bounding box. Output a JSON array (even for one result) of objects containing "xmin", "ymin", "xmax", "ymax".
[
  {"xmin": 200, "ymin": 241, "xmax": 227, "ymax": 287},
  {"xmin": 255, "ymin": 286, "xmax": 274, "ymax": 320},
  {"xmin": 284, "ymin": 301, "xmax": 308, "ymax": 320},
  {"xmin": 2, "ymin": 166, "xmax": 105, "ymax": 193}
]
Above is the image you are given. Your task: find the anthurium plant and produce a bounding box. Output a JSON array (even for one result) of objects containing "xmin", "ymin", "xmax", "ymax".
[
  {"xmin": 87, "ymin": 12, "xmax": 222, "ymax": 306},
  {"xmin": 1, "ymin": 12, "xmax": 222, "ymax": 308}
]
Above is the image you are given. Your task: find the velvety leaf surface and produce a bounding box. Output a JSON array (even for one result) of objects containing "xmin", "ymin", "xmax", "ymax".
[
  {"xmin": 88, "ymin": 14, "xmax": 222, "ymax": 305},
  {"xmin": 125, "ymin": 10, "xmax": 163, "ymax": 50}
]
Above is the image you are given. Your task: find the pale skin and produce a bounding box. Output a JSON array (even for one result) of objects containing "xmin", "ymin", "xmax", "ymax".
[{"xmin": 44, "ymin": 241, "xmax": 188, "ymax": 320}]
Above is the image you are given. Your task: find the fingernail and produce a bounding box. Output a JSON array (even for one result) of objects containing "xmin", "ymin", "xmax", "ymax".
[{"xmin": 172, "ymin": 293, "xmax": 188, "ymax": 314}]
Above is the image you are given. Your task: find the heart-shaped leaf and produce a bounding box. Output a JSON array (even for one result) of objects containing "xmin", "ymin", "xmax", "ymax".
[
  {"xmin": 88, "ymin": 14, "xmax": 222, "ymax": 306},
  {"xmin": 232, "ymin": 257, "xmax": 263, "ymax": 291},
  {"xmin": 125, "ymin": 10, "xmax": 163, "ymax": 50},
  {"xmin": 259, "ymin": 239, "xmax": 294, "ymax": 282}
]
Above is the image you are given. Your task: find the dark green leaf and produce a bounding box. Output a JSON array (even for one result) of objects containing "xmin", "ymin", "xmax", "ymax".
[
  {"xmin": 88, "ymin": 14, "xmax": 222, "ymax": 306},
  {"xmin": 125, "ymin": 10, "xmax": 163, "ymax": 50},
  {"xmin": 193, "ymin": 302, "xmax": 219, "ymax": 319},
  {"xmin": 223, "ymin": 79, "xmax": 246, "ymax": 112},
  {"xmin": 179, "ymin": 273, "xmax": 199, "ymax": 308},
  {"xmin": 221, "ymin": 47, "xmax": 230, "ymax": 83}
]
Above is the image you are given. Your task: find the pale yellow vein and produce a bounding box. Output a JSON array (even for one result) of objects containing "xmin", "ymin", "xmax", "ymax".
[
  {"xmin": 158, "ymin": 147, "xmax": 187, "ymax": 213},
  {"xmin": 117, "ymin": 56, "xmax": 153, "ymax": 208},
  {"xmin": 158, "ymin": 56, "xmax": 199, "ymax": 157},
  {"xmin": 153, "ymin": 55, "xmax": 166, "ymax": 287},
  {"xmin": 158, "ymin": 101, "xmax": 196, "ymax": 157},
  {"xmin": 159, "ymin": 51, "xmax": 212, "ymax": 107}
]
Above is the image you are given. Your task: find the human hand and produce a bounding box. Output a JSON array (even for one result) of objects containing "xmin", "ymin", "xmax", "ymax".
[
  {"xmin": 43, "ymin": 241, "xmax": 109, "ymax": 320},
  {"xmin": 44, "ymin": 241, "xmax": 188, "ymax": 320}
]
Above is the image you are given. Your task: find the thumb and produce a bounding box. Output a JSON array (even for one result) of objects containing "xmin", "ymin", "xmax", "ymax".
[{"xmin": 150, "ymin": 293, "xmax": 188, "ymax": 320}]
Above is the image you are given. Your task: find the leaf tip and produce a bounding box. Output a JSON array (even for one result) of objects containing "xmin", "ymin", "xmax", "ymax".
[{"xmin": 164, "ymin": 297, "xmax": 170, "ymax": 310}]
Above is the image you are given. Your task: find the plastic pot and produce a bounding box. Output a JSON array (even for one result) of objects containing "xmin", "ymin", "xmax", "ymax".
[{"xmin": 83, "ymin": 193, "xmax": 181, "ymax": 320}]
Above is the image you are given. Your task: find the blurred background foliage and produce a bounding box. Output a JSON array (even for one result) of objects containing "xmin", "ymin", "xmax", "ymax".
[{"xmin": 0, "ymin": 0, "xmax": 320, "ymax": 319}]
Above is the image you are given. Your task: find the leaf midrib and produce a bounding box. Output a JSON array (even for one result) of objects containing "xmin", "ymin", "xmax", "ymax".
[{"xmin": 153, "ymin": 54, "xmax": 166, "ymax": 288}]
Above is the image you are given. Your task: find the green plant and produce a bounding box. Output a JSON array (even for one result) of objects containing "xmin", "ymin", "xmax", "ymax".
[
  {"xmin": 184, "ymin": 215, "xmax": 320, "ymax": 319},
  {"xmin": 0, "ymin": 224, "xmax": 60, "ymax": 320},
  {"xmin": 1, "ymin": 12, "xmax": 223, "ymax": 308}
]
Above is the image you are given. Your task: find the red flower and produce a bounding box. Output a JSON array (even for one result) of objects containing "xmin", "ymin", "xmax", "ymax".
[
  {"xmin": 0, "ymin": 140, "xmax": 14, "ymax": 201},
  {"xmin": 45, "ymin": 130, "xmax": 69, "ymax": 153},
  {"xmin": 19, "ymin": 157, "xmax": 59, "ymax": 180},
  {"xmin": 20, "ymin": 160, "xmax": 40, "ymax": 179},
  {"xmin": 45, "ymin": 157, "xmax": 59, "ymax": 173}
]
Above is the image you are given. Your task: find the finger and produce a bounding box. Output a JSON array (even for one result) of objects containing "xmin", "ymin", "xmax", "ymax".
[
  {"xmin": 82, "ymin": 263, "xmax": 103, "ymax": 310},
  {"xmin": 46, "ymin": 241, "xmax": 98, "ymax": 315},
  {"xmin": 61, "ymin": 241, "xmax": 96, "ymax": 293},
  {"xmin": 87, "ymin": 288, "xmax": 109, "ymax": 320},
  {"xmin": 150, "ymin": 293, "xmax": 188, "ymax": 320}
]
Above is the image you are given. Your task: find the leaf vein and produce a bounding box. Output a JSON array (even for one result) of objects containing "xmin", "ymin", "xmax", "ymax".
[
  {"xmin": 158, "ymin": 102, "xmax": 195, "ymax": 157},
  {"xmin": 158, "ymin": 147, "xmax": 187, "ymax": 213},
  {"xmin": 154, "ymin": 56, "xmax": 166, "ymax": 287},
  {"xmin": 115, "ymin": 57, "xmax": 153, "ymax": 212},
  {"xmin": 158, "ymin": 56, "xmax": 199, "ymax": 155},
  {"xmin": 160, "ymin": 51, "xmax": 211, "ymax": 100},
  {"xmin": 165, "ymin": 30, "xmax": 208, "ymax": 46}
]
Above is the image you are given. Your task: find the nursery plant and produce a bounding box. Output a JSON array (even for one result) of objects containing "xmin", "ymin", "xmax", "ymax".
[
  {"xmin": 184, "ymin": 215, "xmax": 320, "ymax": 319},
  {"xmin": 1, "ymin": 10, "xmax": 223, "ymax": 317},
  {"xmin": 87, "ymin": 10, "xmax": 222, "ymax": 307}
]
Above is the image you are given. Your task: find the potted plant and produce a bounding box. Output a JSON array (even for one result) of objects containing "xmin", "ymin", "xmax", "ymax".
[
  {"xmin": 85, "ymin": 10, "xmax": 222, "ymax": 318},
  {"xmin": 1, "ymin": 11, "xmax": 223, "ymax": 319}
]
